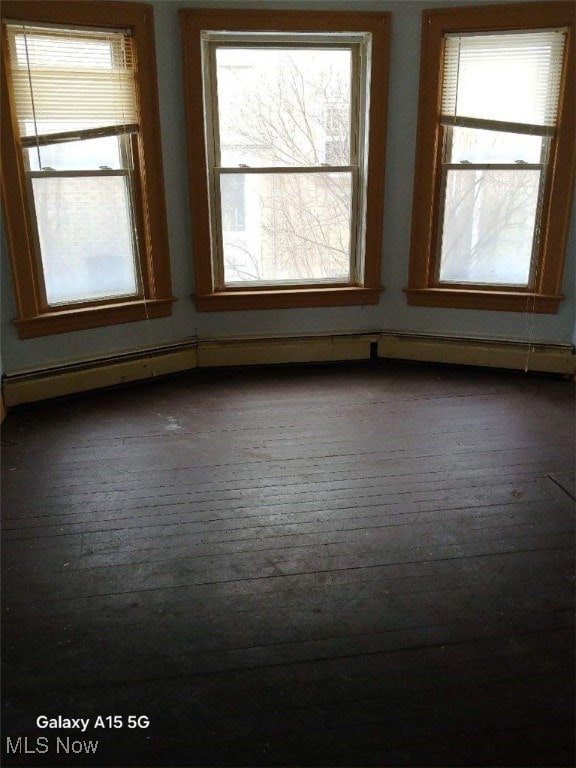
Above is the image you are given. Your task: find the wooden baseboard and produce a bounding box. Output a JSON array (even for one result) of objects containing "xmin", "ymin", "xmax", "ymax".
[
  {"xmin": 3, "ymin": 342, "xmax": 198, "ymax": 407},
  {"xmin": 2, "ymin": 332, "xmax": 574, "ymax": 407},
  {"xmin": 197, "ymin": 333, "xmax": 378, "ymax": 367},
  {"xmin": 3, "ymin": 334, "xmax": 375, "ymax": 406},
  {"xmin": 379, "ymin": 333, "xmax": 575, "ymax": 375}
]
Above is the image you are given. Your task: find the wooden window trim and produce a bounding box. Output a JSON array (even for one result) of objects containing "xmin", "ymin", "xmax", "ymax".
[
  {"xmin": 406, "ymin": 2, "xmax": 575, "ymax": 314},
  {"xmin": 1, "ymin": 1, "xmax": 174, "ymax": 339},
  {"xmin": 180, "ymin": 9, "xmax": 389, "ymax": 312}
]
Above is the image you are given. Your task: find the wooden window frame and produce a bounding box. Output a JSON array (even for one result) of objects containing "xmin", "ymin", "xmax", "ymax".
[
  {"xmin": 1, "ymin": 1, "xmax": 174, "ymax": 339},
  {"xmin": 406, "ymin": 2, "xmax": 575, "ymax": 314},
  {"xmin": 180, "ymin": 9, "xmax": 389, "ymax": 312}
]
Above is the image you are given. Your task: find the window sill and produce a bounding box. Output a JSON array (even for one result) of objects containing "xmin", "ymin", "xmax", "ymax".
[
  {"xmin": 194, "ymin": 286, "xmax": 382, "ymax": 312},
  {"xmin": 13, "ymin": 298, "xmax": 175, "ymax": 339},
  {"xmin": 405, "ymin": 288, "xmax": 562, "ymax": 313}
]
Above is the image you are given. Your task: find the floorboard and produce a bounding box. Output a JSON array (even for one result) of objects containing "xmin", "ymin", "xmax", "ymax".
[{"xmin": 2, "ymin": 361, "xmax": 574, "ymax": 767}]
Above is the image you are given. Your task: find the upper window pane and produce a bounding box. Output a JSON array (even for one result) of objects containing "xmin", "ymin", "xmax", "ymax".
[
  {"xmin": 216, "ymin": 47, "xmax": 352, "ymax": 167},
  {"xmin": 6, "ymin": 25, "xmax": 137, "ymax": 137},
  {"xmin": 442, "ymin": 30, "xmax": 567, "ymax": 127}
]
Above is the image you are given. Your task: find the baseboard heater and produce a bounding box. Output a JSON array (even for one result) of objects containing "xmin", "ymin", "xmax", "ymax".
[
  {"xmin": 379, "ymin": 333, "xmax": 575, "ymax": 375},
  {"xmin": 2, "ymin": 333, "xmax": 574, "ymax": 407},
  {"xmin": 2, "ymin": 340, "xmax": 199, "ymax": 407},
  {"xmin": 197, "ymin": 332, "xmax": 379, "ymax": 368}
]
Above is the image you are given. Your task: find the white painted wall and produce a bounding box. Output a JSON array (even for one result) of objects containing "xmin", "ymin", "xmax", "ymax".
[{"xmin": 2, "ymin": 0, "xmax": 574, "ymax": 374}]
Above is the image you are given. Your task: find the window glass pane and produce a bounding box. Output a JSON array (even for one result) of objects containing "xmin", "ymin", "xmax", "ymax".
[
  {"xmin": 26, "ymin": 135, "xmax": 123, "ymax": 171},
  {"xmin": 31, "ymin": 176, "xmax": 138, "ymax": 304},
  {"xmin": 221, "ymin": 174, "xmax": 246, "ymax": 231},
  {"xmin": 221, "ymin": 172, "xmax": 351, "ymax": 283},
  {"xmin": 216, "ymin": 48, "xmax": 352, "ymax": 167},
  {"xmin": 448, "ymin": 127, "xmax": 543, "ymax": 164},
  {"xmin": 439, "ymin": 169, "xmax": 540, "ymax": 286}
]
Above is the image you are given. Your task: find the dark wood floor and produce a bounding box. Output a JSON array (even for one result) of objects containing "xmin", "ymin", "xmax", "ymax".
[{"xmin": 1, "ymin": 361, "xmax": 574, "ymax": 768}]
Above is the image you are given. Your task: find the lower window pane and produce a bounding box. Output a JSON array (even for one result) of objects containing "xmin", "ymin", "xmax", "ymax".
[
  {"xmin": 32, "ymin": 176, "xmax": 139, "ymax": 305},
  {"xmin": 220, "ymin": 172, "xmax": 352, "ymax": 284},
  {"xmin": 439, "ymin": 169, "xmax": 540, "ymax": 286}
]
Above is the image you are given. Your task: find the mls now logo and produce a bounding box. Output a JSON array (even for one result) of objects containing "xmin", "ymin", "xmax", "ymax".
[
  {"xmin": 6, "ymin": 736, "xmax": 98, "ymax": 755},
  {"xmin": 6, "ymin": 737, "xmax": 48, "ymax": 754}
]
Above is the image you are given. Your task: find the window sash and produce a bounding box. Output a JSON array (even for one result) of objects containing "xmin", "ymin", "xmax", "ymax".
[
  {"xmin": 5, "ymin": 22, "xmax": 138, "ymax": 139},
  {"xmin": 25, "ymin": 173, "xmax": 141, "ymax": 306},
  {"xmin": 208, "ymin": 43, "xmax": 360, "ymax": 169},
  {"xmin": 441, "ymin": 29, "xmax": 567, "ymax": 128},
  {"xmin": 203, "ymin": 36, "xmax": 367, "ymax": 290},
  {"xmin": 215, "ymin": 168, "xmax": 357, "ymax": 287},
  {"xmin": 435, "ymin": 165, "xmax": 544, "ymax": 288},
  {"xmin": 23, "ymin": 131, "xmax": 141, "ymax": 307},
  {"xmin": 437, "ymin": 121, "xmax": 547, "ymax": 289}
]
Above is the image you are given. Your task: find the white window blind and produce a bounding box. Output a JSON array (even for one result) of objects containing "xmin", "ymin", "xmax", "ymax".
[
  {"xmin": 441, "ymin": 30, "xmax": 567, "ymax": 133},
  {"xmin": 5, "ymin": 23, "xmax": 138, "ymax": 144}
]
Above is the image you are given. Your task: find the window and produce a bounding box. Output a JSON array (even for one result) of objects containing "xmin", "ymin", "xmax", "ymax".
[
  {"xmin": 180, "ymin": 10, "xmax": 389, "ymax": 311},
  {"xmin": 407, "ymin": 3, "xmax": 575, "ymax": 313},
  {"xmin": 1, "ymin": 2, "xmax": 173, "ymax": 338}
]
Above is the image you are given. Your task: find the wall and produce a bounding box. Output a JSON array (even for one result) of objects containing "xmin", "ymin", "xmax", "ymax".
[{"xmin": 1, "ymin": 0, "xmax": 574, "ymax": 375}]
